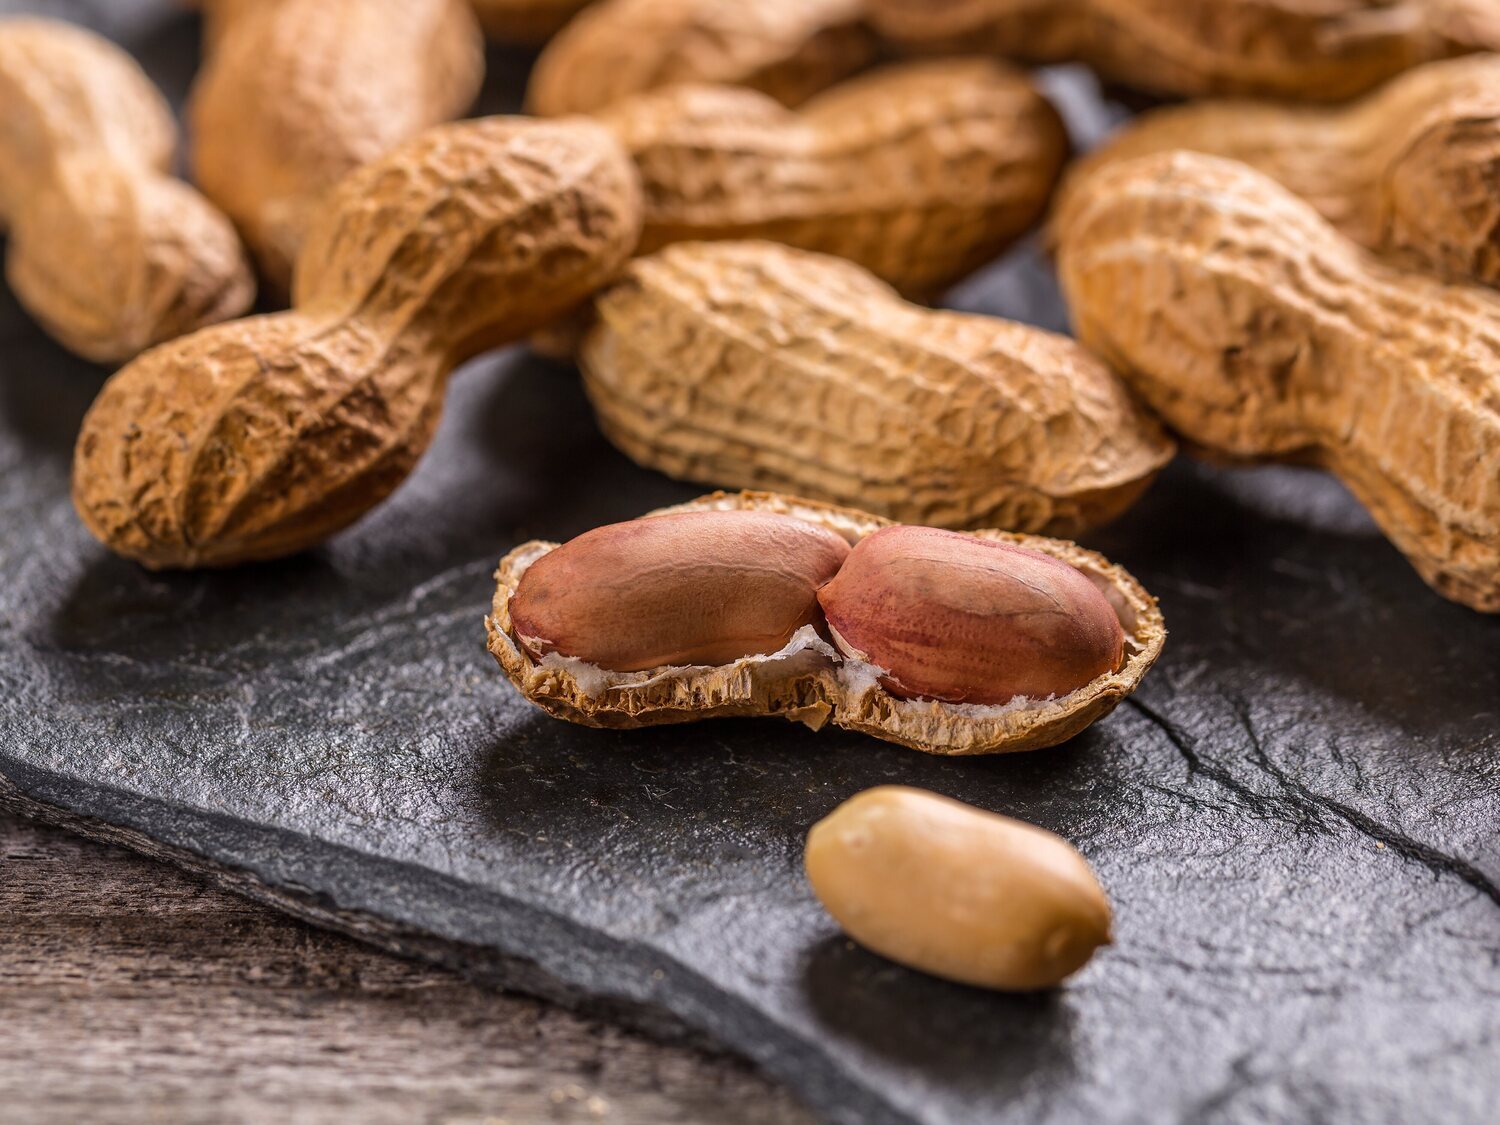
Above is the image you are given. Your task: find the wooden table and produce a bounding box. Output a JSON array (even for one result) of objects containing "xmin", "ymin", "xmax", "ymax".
[{"xmin": 0, "ymin": 813, "xmax": 810, "ymax": 1124}]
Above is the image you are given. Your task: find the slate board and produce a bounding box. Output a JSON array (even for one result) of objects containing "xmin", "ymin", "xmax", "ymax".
[{"xmin": 2, "ymin": 4, "xmax": 1498, "ymax": 1123}]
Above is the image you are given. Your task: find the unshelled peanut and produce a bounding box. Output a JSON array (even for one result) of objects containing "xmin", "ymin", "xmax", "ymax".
[
  {"xmin": 819, "ymin": 526, "xmax": 1125, "ymax": 704},
  {"xmin": 0, "ymin": 19, "xmax": 253, "ymax": 363},
  {"xmin": 489, "ymin": 492, "xmax": 1168, "ymax": 755},
  {"xmin": 869, "ymin": 0, "xmax": 1500, "ymax": 101},
  {"xmin": 74, "ymin": 118, "xmax": 642, "ymax": 570},
  {"xmin": 1054, "ymin": 151, "xmax": 1500, "ymax": 613},
  {"xmin": 580, "ymin": 241, "xmax": 1174, "ymax": 535},
  {"xmin": 510, "ymin": 510, "xmax": 851, "ymax": 670},
  {"xmin": 470, "ymin": 0, "xmax": 593, "ymax": 42},
  {"xmin": 810, "ymin": 786, "xmax": 1116, "ymax": 990},
  {"xmin": 191, "ymin": 0, "xmax": 484, "ymax": 291},
  {"xmin": 600, "ymin": 59, "xmax": 1068, "ymax": 298},
  {"xmin": 527, "ymin": 0, "xmax": 876, "ymax": 116},
  {"xmin": 1072, "ymin": 55, "xmax": 1500, "ymax": 288},
  {"xmin": 805, "ymin": 787, "xmax": 1113, "ymax": 990}
]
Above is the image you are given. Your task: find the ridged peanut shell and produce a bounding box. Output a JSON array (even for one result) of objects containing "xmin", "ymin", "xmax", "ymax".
[
  {"xmin": 579, "ymin": 241, "xmax": 1175, "ymax": 535},
  {"xmin": 805, "ymin": 787, "xmax": 1113, "ymax": 990},
  {"xmin": 1053, "ymin": 151, "xmax": 1500, "ymax": 612},
  {"xmin": 0, "ymin": 18, "xmax": 253, "ymax": 362},
  {"xmin": 527, "ymin": 0, "xmax": 876, "ymax": 116},
  {"xmin": 191, "ymin": 0, "xmax": 485, "ymax": 291},
  {"xmin": 1069, "ymin": 54, "xmax": 1500, "ymax": 288},
  {"xmin": 73, "ymin": 118, "xmax": 643, "ymax": 569},
  {"xmin": 599, "ymin": 59, "xmax": 1069, "ymax": 298},
  {"xmin": 487, "ymin": 492, "xmax": 1166, "ymax": 756},
  {"xmin": 869, "ymin": 0, "xmax": 1500, "ymax": 101},
  {"xmin": 510, "ymin": 509, "xmax": 851, "ymax": 670}
]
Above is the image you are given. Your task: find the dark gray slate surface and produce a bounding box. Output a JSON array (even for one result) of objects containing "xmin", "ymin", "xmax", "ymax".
[{"xmin": 1, "ymin": 4, "xmax": 1497, "ymax": 1123}]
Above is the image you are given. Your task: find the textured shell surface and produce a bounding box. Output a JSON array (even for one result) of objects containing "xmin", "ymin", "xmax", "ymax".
[
  {"xmin": 487, "ymin": 491, "xmax": 1166, "ymax": 756},
  {"xmin": 1053, "ymin": 150, "xmax": 1500, "ymax": 612},
  {"xmin": 599, "ymin": 58, "xmax": 1070, "ymax": 296},
  {"xmin": 73, "ymin": 117, "xmax": 643, "ymax": 570},
  {"xmin": 579, "ymin": 240, "xmax": 1174, "ymax": 536}
]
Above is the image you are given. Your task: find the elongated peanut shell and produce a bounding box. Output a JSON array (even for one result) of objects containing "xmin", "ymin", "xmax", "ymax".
[
  {"xmin": 580, "ymin": 241, "xmax": 1174, "ymax": 535},
  {"xmin": 600, "ymin": 59, "xmax": 1069, "ymax": 298},
  {"xmin": 805, "ymin": 787, "xmax": 1113, "ymax": 990},
  {"xmin": 869, "ymin": 0, "xmax": 1500, "ymax": 101},
  {"xmin": 510, "ymin": 510, "xmax": 850, "ymax": 670},
  {"xmin": 0, "ymin": 18, "xmax": 253, "ymax": 362},
  {"xmin": 191, "ymin": 0, "xmax": 485, "ymax": 291},
  {"xmin": 488, "ymin": 491, "xmax": 1167, "ymax": 755},
  {"xmin": 819, "ymin": 526, "xmax": 1125, "ymax": 704},
  {"xmin": 1054, "ymin": 151, "xmax": 1500, "ymax": 612},
  {"xmin": 74, "ymin": 118, "xmax": 642, "ymax": 570},
  {"xmin": 527, "ymin": 0, "xmax": 876, "ymax": 116},
  {"xmin": 1071, "ymin": 55, "xmax": 1500, "ymax": 287}
]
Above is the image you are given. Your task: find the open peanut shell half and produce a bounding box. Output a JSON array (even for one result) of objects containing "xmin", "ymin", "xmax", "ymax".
[{"xmin": 486, "ymin": 492, "xmax": 1165, "ymax": 755}]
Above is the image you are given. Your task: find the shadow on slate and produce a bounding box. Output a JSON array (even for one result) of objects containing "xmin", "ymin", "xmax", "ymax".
[{"xmin": 1, "ymin": 4, "xmax": 1498, "ymax": 1124}]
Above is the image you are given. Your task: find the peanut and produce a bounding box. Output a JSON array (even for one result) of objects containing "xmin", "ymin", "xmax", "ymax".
[
  {"xmin": 1053, "ymin": 151, "xmax": 1500, "ymax": 612},
  {"xmin": 599, "ymin": 59, "xmax": 1069, "ymax": 298},
  {"xmin": 526, "ymin": 0, "xmax": 876, "ymax": 117},
  {"xmin": 1070, "ymin": 55, "xmax": 1500, "ymax": 288},
  {"xmin": 868, "ymin": 0, "xmax": 1500, "ymax": 101},
  {"xmin": 818, "ymin": 526, "xmax": 1125, "ymax": 705},
  {"xmin": 579, "ymin": 241, "xmax": 1175, "ymax": 535},
  {"xmin": 191, "ymin": 0, "xmax": 485, "ymax": 291},
  {"xmin": 510, "ymin": 510, "xmax": 851, "ymax": 670},
  {"xmin": 470, "ymin": 0, "xmax": 594, "ymax": 42},
  {"xmin": 805, "ymin": 787, "xmax": 1113, "ymax": 990},
  {"xmin": 0, "ymin": 18, "xmax": 253, "ymax": 363},
  {"xmin": 73, "ymin": 118, "xmax": 643, "ymax": 570},
  {"xmin": 488, "ymin": 492, "xmax": 1167, "ymax": 756}
]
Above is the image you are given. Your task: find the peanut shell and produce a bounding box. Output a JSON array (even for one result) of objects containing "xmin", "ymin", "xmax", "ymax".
[
  {"xmin": 600, "ymin": 59, "xmax": 1069, "ymax": 299},
  {"xmin": 1054, "ymin": 151, "xmax": 1500, "ymax": 612},
  {"xmin": 487, "ymin": 491, "xmax": 1166, "ymax": 756},
  {"xmin": 73, "ymin": 118, "xmax": 643, "ymax": 570},
  {"xmin": 527, "ymin": 0, "xmax": 876, "ymax": 116},
  {"xmin": 0, "ymin": 18, "xmax": 253, "ymax": 362},
  {"xmin": 579, "ymin": 241, "xmax": 1175, "ymax": 536},
  {"xmin": 869, "ymin": 0, "xmax": 1500, "ymax": 101}
]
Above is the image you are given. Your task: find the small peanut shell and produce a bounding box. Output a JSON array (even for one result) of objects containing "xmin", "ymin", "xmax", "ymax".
[
  {"xmin": 487, "ymin": 491, "xmax": 1166, "ymax": 755},
  {"xmin": 805, "ymin": 787, "xmax": 1113, "ymax": 990},
  {"xmin": 819, "ymin": 526, "xmax": 1125, "ymax": 705},
  {"xmin": 510, "ymin": 510, "xmax": 850, "ymax": 671}
]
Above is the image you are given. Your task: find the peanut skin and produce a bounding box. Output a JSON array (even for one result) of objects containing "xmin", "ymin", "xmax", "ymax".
[
  {"xmin": 581, "ymin": 241, "xmax": 1174, "ymax": 535},
  {"xmin": 73, "ymin": 118, "xmax": 642, "ymax": 570},
  {"xmin": 1072, "ymin": 55, "xmax": 1500, "ymax": 288},
  {"xmin": 1054, "ymin": 151, "xmax": 1500, "ymax": 612},
  {"xmin": 509, "ymin": 510, "xmax": 851, "ymax": 671},
  {"xmin": 818, "ymin": 526, "xmax": 1125, "ymax": 705},
  {"xmin": 191, "ymin": 0, "xmax": 485, "ymax": 291},
  {"xmin": 600, "ymin": 59, "xmax": 1069, "ymax": 299},
  {"xmin": 869, "ymin": 0, "xmax": 1500, "ymax": 101},
  {"xmin": 527, "ymin": 0, "xmax": 876, "ymax": 116},
  {"xmin": 0, "ymin": 18, "xmax": 253, "ymax": 363},
  {"xmin": 805, "ymin": 787, "xmax": 1113, "ymax": 990}
]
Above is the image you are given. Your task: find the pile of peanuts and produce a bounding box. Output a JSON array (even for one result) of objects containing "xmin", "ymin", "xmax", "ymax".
[{"xmin": 12, "ymin": 0, "xmax": 1499, "ymax": 991}]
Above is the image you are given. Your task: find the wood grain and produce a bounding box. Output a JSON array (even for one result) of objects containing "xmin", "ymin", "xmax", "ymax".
[{"xmin": 0, "ymin": 812, "xmax": 809, "ymax": 1124}]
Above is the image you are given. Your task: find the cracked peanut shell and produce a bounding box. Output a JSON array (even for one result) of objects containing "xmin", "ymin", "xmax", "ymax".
[
  {"xmin": 1053, "ymin": 151, "xmax": 1500, "ymax": 612},
  {"xmin": 487, "ymin": 491, "xmax": 1166, "ymax": 756},
  {"xmin": 579, "ymin": 241, "xmax": 1175, "ymax": 535}
]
